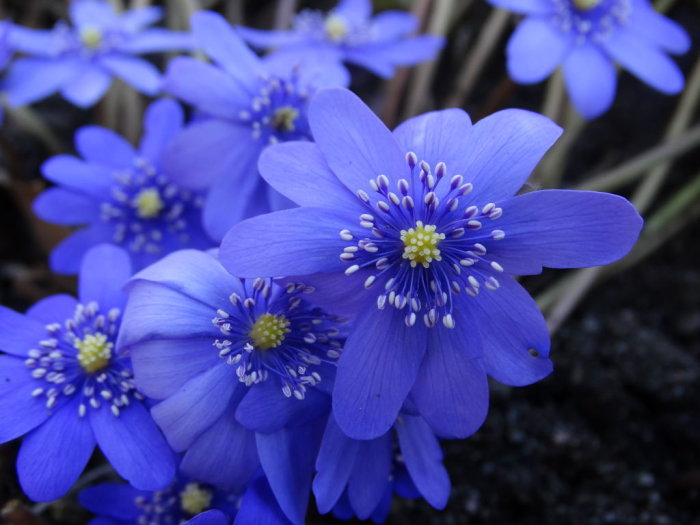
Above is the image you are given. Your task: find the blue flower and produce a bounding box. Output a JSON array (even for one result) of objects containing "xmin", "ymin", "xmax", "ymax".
[
  {"xmin": 314, "ymin": 413, "xmax": 449, "ymax": 521},
  {"xmin": 238, "ymin": 0, "xmax": 445, "ymax": 79},
  {"xmin": 488, "ymin": 0, "xmax": 691, "ymax": 118},
  {"xmin": 0, "ymin": 21, "xmax": 13, "ymax": 123},
  {"xmin": 160, "ymin": 10, "xmax": 349, "ymax": 241},
  {"xmin": 79, "ymin": 475, "xmax": 239, "ymax": 525},
  {"xmin": 0, "ymin": 244, "xmax": 175, "ymax": 502},
  {"xmin": 118, "ymin": 249, "xmax": 344, "ymax": 525},
  {"xmin": 219, "ymin": 87, "xmax": 643, "ymax": 440},
  {"xmin": 4, "ymin": 1, "xmax": 192, "ymax": 108},
  {"xmin": 33, "ymin": 98, "xmax": 213, "ymax": 275}
]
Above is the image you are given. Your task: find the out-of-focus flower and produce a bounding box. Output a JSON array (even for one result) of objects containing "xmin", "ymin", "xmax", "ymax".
[
  {"xmin": 0, "ymin": 21, "xmax": 13, "ymax": 123},
  {"xmin": 238, "ymin": 0, "xmax": 445, "ymax": 79},
  {"xmin": 488, "ymin": 0, "xmax": 691, "ymax": 118},
  {"xmin": 162, "ymin": 10, "xmax": 349, "ymax": 241},
  {"xmin": 0, "ymin": 245, "xmax": 175, "ymax": 502},
  {"xmin": 4, "ymin": 0, "xmax": 192, "ymax": 108},
  {"xmin": 33, "ymin": 98, "xmax": 212, "ymax": 274},
  {"xmin": 118, "ymin": 249, "xmax": 344, "ymax": 525},
  {"xmin": 79, "ymin": 475, "xmax": 239, "ymax": 525},
  {"xmin": 314, "ymin": 413, "xmax": 449, "ymax": 521},
  {"xmin": 219, "ymin": 87, "xmax": 644, "ymax": 441}
]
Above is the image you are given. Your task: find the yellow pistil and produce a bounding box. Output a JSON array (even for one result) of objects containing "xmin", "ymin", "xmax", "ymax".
[
  {"xmin": 272, "ymin": 106, "xmax": 300, "ymax": 132},
  {"xmin": 249, "ymin": 313, "xmax": 291, "ymax": 350},
  {"xmin": 133, "ymin": 188, "xmax": 164, "ymax": 219},
  {"xmin": 400, "ymin": 221, "xmax": 445, "ymax": 269},
  {"xmin": 80, "ymin": 27, "xmax": 103, "ymax": 49},
  {"xmin": 75, "ymin": 333, "xmax": 113, "ymax": 373},
  {"xmin": 180, "ymin": 482, "xmax": 212, "ymax": 515},
  {"xmin": 324, "ymin": 14, "xmax": 348, "ymax": 42},
  {"xmin": 573, "ymin": 0, "xmax": 602, "ymax": 10}
]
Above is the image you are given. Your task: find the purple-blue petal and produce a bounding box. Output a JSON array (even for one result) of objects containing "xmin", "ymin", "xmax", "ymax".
[
  {"xmin": 563, "ymin": 43, "xmax": 617, "ymax": 119},
  {"xmin": 123, "ymin": 29, "xmax": 194, "ymax": 54},
  {"xmin": 233, "ymin": 476, "xmax": 293, "ymax": 525},
  {"xmin": 344, "ymin": 36, "xmax": 444, "ymax": 78},
  {"xmin": 185, "ymin": 510, "xmax": 230, "ymax": 525},
  {"xmin": 26, "ymin": 294, "xmax": 78, "ymax": 324},
  {"xmin": 33, "ymin": 188, "xmax": 100, "ymax": 225},
  {"xmin": 60, "ymin": 65, "xmax": 112, "ymax": 108},
  {"xmin": 99, "ymin": 55, "xmax": 161, "ymax": 96},
  {"xmin": 49, "ymin": 225, "xmax": 112, "ymax": 275},
  {"xmin": 627, "ymin": 1, "xmax": 690, "ymax": 55},
  {"xmin": 138, "ymin": 98, "xmax": 184, "ymax": 164},
  {"xmin": 78, "ymin": 244, "xmax": 131, "ymax": 309},
  {"xmin": 0, "ymin": 305, "xmax": 48, "ymax": 357},
  {"xmin": 78, "ymin": 483, "xmax": 143, "ymax": 520},
  {"xmin": 75, "ymin": 126, "xmax": 137, "ymax": 170},
  {"xmin": 371, "ymin": 11, "xmax": 418, "ymax": 40},
  {"xmin": 0, "ymin": 355, "xmax": 51, "ymax": 443},
  {"xmin": 506, "ymin": 16, "xmax": 573, "ymax": 83},
  {"xmin": 347, "ymin": 432, "xmax": 392, "ymax": 519},
  {"xmin": 4, "ymin": 58, "xmax": 82, "ymax": 106}
]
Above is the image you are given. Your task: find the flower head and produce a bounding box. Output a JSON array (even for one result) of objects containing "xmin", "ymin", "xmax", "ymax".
[
  {"xmin": 0, "ymin": 244, "xmax": 175, "ymax": 501},
  {"xmin": 238, "ymin": 0, "xmax": 445, "ymax": 79},
  {"xmin": 219, "ymin": 87, "xmax": 643, "ymax": 440},
  {"xmin": 489, "ymin": 0, "xmax": 691, "ymax": 118},
  {"xmin": 33, "ymin": 98, "xmax": 212, "ymax": 275},
  {"xmin": 4, "ymin": 0, "xmax": 192, "ymax": 107},
  {"xmin": 161, "ymin": 10, "xmax": 349, "ymax": 241}
]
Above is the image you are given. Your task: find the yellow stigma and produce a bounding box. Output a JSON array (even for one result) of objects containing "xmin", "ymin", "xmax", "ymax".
[
  {"xmin": 180, "ymin": 483, "xmax": 212, "ymax": 515},
  {"xmin": 75, "ymin": 333, "xmax": 113, "ymax": 373},
  {"xmin": 573, "ymin": 0, "xmax": 602, "ymax": 10},
  {"xmin": 324, "ymin": 14, "xmax": 348, "ymax": 42},
  {"xmin": 400, "ymin": 221, "xmax": 445, "ymax": 269},
  {"xmin": 134, "ymin": 188, "xmax": 165, "ymax": 219},
  {"xmin": 80, "ymin": 27, "xmax": 103, "ymax": 48},
  {"xmin": 272, "ymin": 106, "xmax": 300, "ymax": 132},
  {"xmin": 249, "ymin": 313, "xmax": 291, "ymax": 350}
]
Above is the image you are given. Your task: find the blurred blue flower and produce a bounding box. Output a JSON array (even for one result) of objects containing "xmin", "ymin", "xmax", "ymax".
[
  {"xmin": 0, "ymin": 245, "xmax": 175, "ymax": 502},
  {"xmin": 314, "ymin": 413, "xmax": 449, "ymax": 521},
  {"xmin": 4, "ymin": 0, "xmax": 192, "ymax": 108},
  {"xmin": 161, "ymin": 10, "xmax": 349, "ymax": 241},
  {"xmin": 33, "ymin": 98, "xmax": 213, "ymax": 275},
  {"xmin": 238, "ymin": 0, "xmax": 445, "ymax": 79},
  {"xmin": 0, "ymin": 21, "xmax": 13, "ymax": 123},
  {"xmin": 219, "ymin": 87, "xmax": 644, "ymax": 441},
  {"xmin": 118, "ymin": 249, "xmax": 344, "ymax": 525},
  {"xmin": 79, "ymin": 474, "xmax": 239, "ymax": 525},
  {"xmin": 488, "ymin": 0, "xmax": 691, "ymax": 118}
]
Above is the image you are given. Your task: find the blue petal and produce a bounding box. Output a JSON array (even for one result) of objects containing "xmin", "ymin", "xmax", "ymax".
[
  {"xmin": 219, "ymin": 207, "xmax": 352, "ymax": 278},
  {"xmin": 7, "ymin": 27, "xmax": 57, "ymax": 57},
  {"xmin": 493, "ymin": 189, "xmax": 643, "ymax": 270},
  {"xmin": 78, "ymin": 244, "xmax": 131, "ymax": 309},
  {"xmin": 486, "ymin": 0, "xmax": 553, "ymax": 14},
  {"xmin": 410, "ymin": 308, "xmax": 489, "ymax": 439},
  {"xmin": 236, "ymin": 26, "xmax": 304, "ymax": 49},
  {"xmin": 370, "ymin": 484, "xmax": 393, "ymax": 523},
  {"xmin": 347, "ymin": 432, "xmax": 392, "ymax": 519},
  {"xmin": 17, "ymin": 396, "xmax": 96, "ymax": 502},
  {"xmin": 471, "ymin": 276, "xmax": 553, "ymax": 386},
  {"xmin": 99, "ymin": 55, "xmax": 161, "ymax": 95},
  {"xmin": 344, "ymin": 36, "xmax": 445, "ymax": 78},
  {"xmin": 313, "ymin": 415, "xmax": 361, "ymax": 513},
  {"xmin": 256, "ymin": 424, "xmax": 320, "ymax": 525},
  {"xmin": 78, "ymin": 483, "xmax": 143, "ymax": 520},
  {"xmin": 308, "ymin": 88, "xmax": 409, "ymax": 192},
  {"xmin": 33, "ymin": 188, "xmax": 100, "ymax": 225},
  {"xmin": 506, "ymin": 16, "xmax": 572, "ymax": 83},
  {"xmin": 26, "ymin": 294, "xmax": 78, "ymax": 324},
  {"xmin": 75, "ymin": 126, "xmax": 137, "ymax": 170},
  {"xmin": 603, "ymin": 28, "xmax": 685, "ymax": 94},
  {"xmin": 4, "ymin": 58, "xmax": 82, "ymax": 106},
  {"xmin": 138, "ymin": 98, "xmax": 184, "ymax": 164},
  {"xmin": 60, "ymin": 65, "xmax": 112, "ymax": 108},
  {"xmin": 0, "ymin": 305, "xmax": 47, "ymax": 356},
  {"xmin": 258, "ymin": 142, "xmax": 362, "ymax": 216},
  {"xmin": 235, "ymin": 379, "xmax": 330, "ymax": 433},
  {"xmin": 458, "ymin": 109, "xmax": 562, "ymax": 203},
  {"xmin": 233, "ymin": 476, "xmax": 293, "ymax": 525},
  {"xmin": 70, "ymin": 0, "xmax": 117, "ymax": 29},
  {"xmin": 627, "ymin": 1, "xmax": 690, "ymax": 55},
  {"xmin": 181, "ymin": 405, "xmax": 258, "ymax": 491},
  {"xmin": 372, "ymin": 11, "xmax": 418, "ymax": 40},
  {"xmin": 333, "ymin": 306, "xmax": 428, "ymax": 439},
  {"xmin": 395, "ymin": 415, "xmax": 450, "ymax": 509},
  {"xmin": 335, "ymin": 0, "xmax": 372, "ymax": 22},
  {"xmin": 90, "ymin": 401, "xmax": 176, "ymax": 491},
  {"xmin": 151, "ymin": 363, "xmax": 237, "ymax": 451},
  {"xmin": 49, "ymin": 225, "xmax": 112, "ymax": 275},
  {"xmin": 261, "ymin": 50, "xmax": 349, "ymax": 89},
  {"xmin": 563, "ymin": 43, "xmax": 617, "ymax": 119},
  {"xmin": 41, "ymin": 155, "xmax": 113, "ymax": 197},
  {"xmin": 185, "ymin": 510, "xmax": 230, "ymax": 525},
  {"xmin": 120, "ymin": 6, "xmax": 162, "ymax": 31},
  {"xmin": 123, "ymin": 28, "xmax": 194, "ymax": 54},
  {"xmin": 0, "ymin": 355, "xmax": 50, "ymax": 443}
]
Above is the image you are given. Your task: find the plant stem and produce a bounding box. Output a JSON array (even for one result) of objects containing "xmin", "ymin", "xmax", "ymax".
[{"xmin": 541, "ymin": 68, "xmax": 565, "ymax": 123}]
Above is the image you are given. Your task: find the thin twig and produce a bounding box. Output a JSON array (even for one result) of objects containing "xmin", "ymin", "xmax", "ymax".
[
  {"xmin": 533, "ymin": 104, "xmax": 586, "ymax": 188},
  {"xmin": 273, "ymin": 0, "xmax": 297, "ymax": 31},
  {"xmin": 541, "ymin": 68, "xmax": 566, "ymax": 123}
]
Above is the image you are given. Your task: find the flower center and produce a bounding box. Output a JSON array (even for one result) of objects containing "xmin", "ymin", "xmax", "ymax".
[
  {"xmin": 133, "ymin": 187, "xmax": 165, "ymax": 218},
  {"xmin": 324, "ymin": 14, "xmax": 348, "ymax": 41},
  {"xmin": 272, "ymin": 106, "xmax": 300, "ymax": 132},
  {"xmin": 180, "ymin": 483, "xmax": 212, "ymax": 515},
  {"xmin": 400, "ymin": 221, "xmax": 445, "ymax": 269},
  {"xmin": 75, "ymin": 332, "xmax": 113, "ymax": 373},
  {"xmin": 80, "ymin": 27, "xmax": 103, "ymax": 48},
  {"xmin": 249, "ymin": 313, "xmax": 291, "ymax": 350},
  {"xmin": 572, "ymin": 0, "xmax": 602, "ymax": 9}
]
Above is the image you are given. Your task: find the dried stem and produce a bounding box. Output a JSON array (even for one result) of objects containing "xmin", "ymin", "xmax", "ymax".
[
  {"xmin": 273, "ymin": 0, "xmax": 297, "ymax": 30},
  {"xmin": 4, "ymin": 105, "xmax": 62, "ymax": 154},
  {"xmin": 541, "ymin": 68, "xmax": 565, "ymax": 123},
  {"xmin": 533, "ymin": 104, "xmax": 586, "ymax": 188}
]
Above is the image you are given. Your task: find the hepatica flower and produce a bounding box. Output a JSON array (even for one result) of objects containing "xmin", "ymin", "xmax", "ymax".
[
  {"xmin": 0, "ymin": 245, "xmax": 175, "ymax": 501},
  {"xmin": 33, "ymin": 98, "xmax": 212, "ymax": 274},
  {"xmin": 162, "ymin": 10, "xmax": 349, "ymax": 241},
  {"xmin": 118, "ymin": 249, "xmax": 344, "ymax": 524},
  {"xmin": 4, "ymin": 0, "xmax": 192, "ymax": 108},
  {"xmin": 489, "ymin": 0, "xmax": 691, "ymax": 118},
  {"xmin": 238, "ymin": 0, "xmax": 445, "ymax": 79},
  {"xmin": 220, "ymin": 88, "xmax": 643, "ymax": 440}
]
